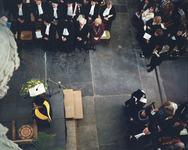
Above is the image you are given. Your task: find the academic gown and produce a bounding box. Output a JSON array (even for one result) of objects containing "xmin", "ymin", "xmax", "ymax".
[
  {"xmin": 12, "ymin": 3, "xmax": 30, "ymax": 23},
  {"xmin": 48, "ymin": 5, "xmax": 63, "ymax": 23},
  {"xmin": 90, "ymin": 22, "xmax": 104, "ymax": 44},
  {"xmin": 100, "ymin": 5, "xmax": 116, "ymax": 21},
  {"xmin": 63, "ymin": 4, "xmax": 79, "ymax": 22},
  {"xmin": 58, "ymin": 21, "xmax": 74, "ymax": 53},
  {"xmin": 145, "ymin": 19, "xmax": 163, "ymax": 35},
  {"xmin": 74, "ymin": 22, "xmax": 89, "ymax": 49},
  {"xmin": 32, "ymin": 2, "xmax": 48, "ymax": 21},
  {"xmin": 85, "ymin": 3, "xmax": 99, "ymax": 22},
  {"xmin": 41, "ymin": 23, "xmax": 56, "ymax": 50},
  {"xmin": 32, "ymin": 100, "xmax": 53, "ymax": 128}
]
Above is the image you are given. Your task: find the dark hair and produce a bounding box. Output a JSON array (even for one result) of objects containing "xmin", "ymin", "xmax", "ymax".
[{"xmin": 155, "ymin": 28, "xmax": 163, "ymax": 36}]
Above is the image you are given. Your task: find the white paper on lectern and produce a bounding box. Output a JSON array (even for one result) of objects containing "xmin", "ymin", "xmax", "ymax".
[
  {"xmin": 143, "ymin": 33, "xmax": 151, "ymax": 39},
  {"xmin": 102, "ymin": 31, "xmax": 106, "ymax": 37},
  {"xmin": 36, "ymin": 31, "xmax": 43, "ymax": 38},
  {"xmin": 28, "ymin": 83, "xmax": 46, "ymax": 97},
  {"xmin": 26, "ymin": 0, "xmax": 30, "ymax": 3}
]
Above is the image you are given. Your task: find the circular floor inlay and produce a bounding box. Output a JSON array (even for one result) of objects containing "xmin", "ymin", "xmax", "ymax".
[{"xmin": 19, "ymin": 125, "xmax": 33, "ymax": 139}]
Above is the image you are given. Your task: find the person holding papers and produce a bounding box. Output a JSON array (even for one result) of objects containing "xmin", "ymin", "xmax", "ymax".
[
  {"xmin": 32, "ymin": 0, "xmax": 47, "ymax": 22},
  {"xmin": 12, "ymin": 0, "xmax": 30, "ymax": 25},
  {"xmin": 140, "ymin": 28, "xmax": 164, "ymax": 58},
  {"xmin": 100, "ymin": 1, "xmax": 116, "ymax": 22},
  {"xmin": 90, "ymin": 18, "xmax": 104, "ymax": 50},
  {"xmin": 32, "ymin": 96, "xmax": 52, "ymax": 128},
  {"xmin": 146, "ymin": 45, "xmax": 170, "ymax": 72},
  {"xmin": 85, "ymin": 0, "xmax": 99, "ymax": 23},
  {"xmin": 63, "ymin": 0, "xmax": 79, "ymax": 23},
  {"xmin": 58, "ymin": 21, "xmax": 74, "ymax": 53},
  {"xmin": 41, "ymin": 18, "xmax": 56, "ymax": 50}
]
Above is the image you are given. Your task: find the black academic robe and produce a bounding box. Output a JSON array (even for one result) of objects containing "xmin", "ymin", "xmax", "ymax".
[
  {"xmin": 100, "ymin": 4, "xmax": 116, "ymax": 21},
  {"xmin": 63, "ymin": 4, "xmax": 79, "ymax": 22},
  {"xmin": 48, "ymin": 5, "xmax": 63, "ymax": 22},
  {"xmin": 146, "ymin": 19, "xmax": 162, "ymax": 35},
  {"xmin": 32, "ymin": 2, "xmax": 47, "ymax": 21},
  {"xmin": 136, "ymin": 0, "xmax": 151, "ymax": 14},
  {"xmin": 85, "ymin": 3, "xmax": 99, "ymax": 22},
  {"xmin": 74, "ymin": 22, "xmax": 89, "ymax": 49},
  {"xmin": 32, "ymin": 100, "xmax": 53, "ymax": 128},
  {"xmin": 41, "ymin": 23, "xmax": 56, "ymax": 50},
  {"xmin": 58, "ymin": 21, "xmax": 74, "ymax": 53},
  {"xmin": 12, "ymin": 3, "xmax": 30, "ymax": 23}
]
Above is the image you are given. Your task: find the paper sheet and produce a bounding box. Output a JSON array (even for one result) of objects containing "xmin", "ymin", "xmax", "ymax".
[
  {"xmin": 107, "ymin": 14, "xmax": 113, "ymax": 18},
  {"xmin": 178, "ymin": 9, "xmax": 185, "ymax": 16},
  {"xmin": 26, "ymin": 0, "xmax": 30, "ymax": 3},
  {"xmin": 143, "ymin": 25, "xmax": 146, "ymax": 31},
  {"xmin": 35, "ymin": 30, "xmax": 43, "ymax": 38},
  {"xmin": 28, "ymin": 83, "xmax": 46, "ymax": 97},
  {"xmin": 143, "ymin": 33, "xmax": 151, "ymax": 39},
  {"xmin": 102, "ymin": 31, "xmax": 106, "ymax": 37}
]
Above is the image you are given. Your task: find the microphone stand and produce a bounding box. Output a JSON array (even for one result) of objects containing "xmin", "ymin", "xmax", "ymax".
[{"xmin": 46, "ymin": 78, "xmax": 60, "ymax": 97}]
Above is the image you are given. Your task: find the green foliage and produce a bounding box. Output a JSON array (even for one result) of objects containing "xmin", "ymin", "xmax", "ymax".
[
  {"xmin": 30, "ymin": 132, "xmax": 64, "ymax": 150},
  {"xmin": 20, "ymin": 78, "xmax": 48, "ymax": 99}
]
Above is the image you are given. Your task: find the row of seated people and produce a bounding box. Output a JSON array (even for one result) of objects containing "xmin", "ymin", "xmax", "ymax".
[
  {"xmin": 132, "ymin": 0, "xmax": 188, "ymax": 72},
  {"xmin": 7, "ymin": 0, "xmax": 116, "ymax": 52},
  {"xmin": 125, "ymin": 89, "xmax": 188, "ymax": 150}
]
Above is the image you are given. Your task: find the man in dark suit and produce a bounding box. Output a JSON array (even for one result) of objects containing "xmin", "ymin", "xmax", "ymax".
[
  {"xmin": 85, "ymin": 0, "xmax": 99, "ymax": 23},
  {"xmin": 48, "ymin": 0, "xmax": 63, "ymax": 24},
  {"xmin": 58, "ymin": 21, "xmax": 74, "ymax": 53},
  {"xmin": 63, "ymin": 0, "xmax": 79, "ymax": 23},
  {"xmin": 41, "ymin": 17, "xmax": 56, "ymax": 50},
  {"xmin": 74, "ymin": 18, "xmax": 89, "ymax": 51},
  {"xmin": 32, "ymin": 0, "xmax": 48, "ymax": 22},
  {"xmin": 12, "ymin": 0, "xmax": 30, "ymax": 24},
  {"xmin": 100, "ymin": 1, "xmax": 116, "ymax": 22}
]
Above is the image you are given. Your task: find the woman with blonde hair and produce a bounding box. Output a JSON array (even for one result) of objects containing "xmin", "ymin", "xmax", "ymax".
[
  {"xmin": 90, "ymin": 18, "xmax": 104, "ymax": 50},
  {"xmin": 145, "ymin": 16, "xmax": 166, "ymax": 35}
]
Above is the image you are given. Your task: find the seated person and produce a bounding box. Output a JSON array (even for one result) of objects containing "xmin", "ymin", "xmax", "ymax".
[
  {"xmin": 137, "ymin": 6, "xmax": 155, "ymax": 30},
  {"xmin": 140, "ymin": 28, "xmax": 164, "ymax": 58},
  {"xmin": 132, "ymin": 0, "xmax": 151, "ymax": 27},
  {"xmin": 90, "ymin": 18, "xmax": 104, "ymax": 50},
  {"xmin": 31, "ymin": 96, "xmax": 52, "ymax": 128},
  {"xmin": 174, "ymin": 101, "xmax": 188, "ymax": 123},
  {"xmin": 48, "ymin": 0, "xmax": 63, "ymax": 24},
  {"xmin": 41, "ymin": 17, "xmax": 56, "ymax": 50},
  {"xmin": 32, "ymin": 0, "xmax": 48, "ymax": 22},
  {"xmin": 100, "ymin": 1, "xmax": 116, "ymax": 22},
  {"xmin": 158, "ymin": 136, "xmax": 185, "ymax": 150},
  {"xmin": 153, "ymin": 101, "xmax": 178, "ymax": 124},
  {"xmin": 166, "ymin": 27, "xmax": 185, "ymax": 54},
  {"xmin": 74, "ymin": 18, "xmax": 89, "ymax": 51},
  {"xmin": 146, "ymin": 45, "xmax": 170, "ymax": 72},
  {"xmin": 160, "ymin": 2, "xmax": 174, "ymax": 23},
  {"xmin": 63, "ymin": 0, "xmax": 79, "ymax": 23},
  {"xmin": 12, "ymin": 0, "xmax": 30, "ymax": 25},
  {"xmin": 85, "ymin": 0, "xmax": 99, "ymax": 23},
  {"xmin": 58, "ymin": 21, "xmax": 74, "ymax": 53},
  {"xmin": 128, "ymin": 108, "xmax": 149, "ymax": 137},
  {"xmin": 179, "ymin": 0, "xmax": 188, "ymax": 20}
]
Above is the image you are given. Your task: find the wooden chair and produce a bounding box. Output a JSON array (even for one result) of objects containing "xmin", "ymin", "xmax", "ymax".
[
  {"xmin": 100, "ymin": 21, "xmax": 112, "ymax": 44},
  {"xmin": 12, "ymin": 120, "xmax": 38, "ymax": 145},
  {"xmin": 19, "ymin": 24, "xmax": 33, "ymax": 45}
]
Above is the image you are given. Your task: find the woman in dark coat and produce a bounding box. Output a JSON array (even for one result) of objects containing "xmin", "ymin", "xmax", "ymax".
[{"xmin": 90, "ymin": 18, "xmax": 104, "ymax": 50}]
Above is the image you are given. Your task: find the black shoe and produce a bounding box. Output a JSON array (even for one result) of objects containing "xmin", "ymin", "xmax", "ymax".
[
  {"xmin": 93, "ymin": 46, "xmax": 96, "ymax": 51},
  {"xmin": 146, "ymin": 64, "xmax": 151, "ymax": 67},
  {"xmin": 147, "ymin": 67, "xmax": 154, "ymax": 72}
]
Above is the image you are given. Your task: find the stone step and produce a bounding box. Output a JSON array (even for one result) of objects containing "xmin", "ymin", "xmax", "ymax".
[{"xmin": 66, "ymin": 120, "xmax": 78, "ymax": 150}]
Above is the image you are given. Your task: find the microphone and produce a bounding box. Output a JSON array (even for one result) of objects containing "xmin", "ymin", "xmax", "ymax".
[{"xmin": 36, "ymin": 83, "xmax": 42, "ymax": 91}]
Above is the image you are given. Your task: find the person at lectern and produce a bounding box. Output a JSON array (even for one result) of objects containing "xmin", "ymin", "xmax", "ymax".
[{"xmin": 31, "ymin": 96, "xmax": 52, "ymax": 128}]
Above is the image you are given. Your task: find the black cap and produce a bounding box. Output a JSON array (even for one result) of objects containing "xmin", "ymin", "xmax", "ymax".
[
  {"xmin": 51, "ymin": 0, "xmax": 59, "ymax": 4},
  {"xmin": 16, "ymin": 0, "xmax": 23, "ymax": 4},
  {"xmin": 33, "ymin": 96, "xmax": 45, "ymax": 106},
  {"xmin": 91, "ymin": 0, "xmax": 97, "ymax": 2},
  {"xmin": 67, "ymin": 0, "xmax": 74, "ymax": 4}
]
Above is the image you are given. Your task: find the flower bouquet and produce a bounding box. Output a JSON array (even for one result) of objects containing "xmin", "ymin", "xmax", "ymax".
[{"xmin": 20, "ymin": 78, "xmax": 47, "ymax": 99}]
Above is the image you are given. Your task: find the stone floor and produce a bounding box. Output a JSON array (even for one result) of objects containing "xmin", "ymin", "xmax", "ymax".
[{"xmin": 0, "ymin": 0, "xmax": 188, "ymax": 150}]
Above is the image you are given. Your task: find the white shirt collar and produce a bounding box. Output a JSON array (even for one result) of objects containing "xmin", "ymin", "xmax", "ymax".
[{"xmin": 18, "ymin": 5, "xmax": 23, "ymax": 16}]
